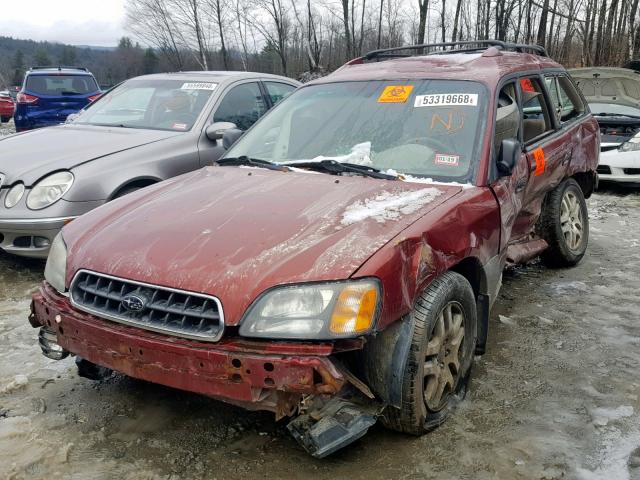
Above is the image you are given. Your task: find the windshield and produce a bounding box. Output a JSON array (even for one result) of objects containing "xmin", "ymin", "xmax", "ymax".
[
  {"xmin": 26, "ymin": 74, "xmax": 99, "ymax": 95},
  {"xmin": 226, "ymin": 80, "xmax": 487, "ymax": 182},
  {"xmin": 589, "ymin": 103, "xmax": 640, "ymax": 117},
  {"xmin": 72, "ymin": 79, "xmax": 217, "ymax": 131}
]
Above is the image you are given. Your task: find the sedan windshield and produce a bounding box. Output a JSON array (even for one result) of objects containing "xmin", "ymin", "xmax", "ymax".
[
  {"xmin": 72, "ymin": 79, "xmax": 217, "ymax": 131},
  {"xmin": 226, "ymin": 80, "xmax": 487, "ymax": 181}
]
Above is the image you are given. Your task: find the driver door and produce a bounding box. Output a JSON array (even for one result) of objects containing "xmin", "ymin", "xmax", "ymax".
[{"xmin": 489, "ymin": 81, "xmax": 530, "ymax": 251}]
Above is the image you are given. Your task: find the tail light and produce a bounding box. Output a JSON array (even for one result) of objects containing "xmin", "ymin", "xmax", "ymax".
[
  {"xmin": 87, "ymin": 94, "xmax": 102, "ymax": 102},
  {"xmin": 17, "ymin": 93, "xmax": 39, "ymax": 104}
]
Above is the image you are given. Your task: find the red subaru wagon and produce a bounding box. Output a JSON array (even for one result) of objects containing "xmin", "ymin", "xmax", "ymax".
[{"xmin": 29, "ymin": 40, "xmax": 599, "ymax": 457}]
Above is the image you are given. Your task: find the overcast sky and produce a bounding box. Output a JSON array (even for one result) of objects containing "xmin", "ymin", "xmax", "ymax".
[{"xmin": 0, "ymin": 0, "xmax": 127, "ymax": 47}]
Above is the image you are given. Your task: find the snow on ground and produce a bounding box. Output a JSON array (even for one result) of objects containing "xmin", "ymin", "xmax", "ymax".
[
  {"xmin": 0, "ymin": 118, "xmax": 15, "ymax": 137},
  {"xmin": 0, "ymin": 187, "xmax": 640, "ymax": 480}
]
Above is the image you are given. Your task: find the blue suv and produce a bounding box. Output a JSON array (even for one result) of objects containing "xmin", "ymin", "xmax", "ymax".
[{"xmin": 15, "ymin": 67, "xmax": 101, "ymax": 131}]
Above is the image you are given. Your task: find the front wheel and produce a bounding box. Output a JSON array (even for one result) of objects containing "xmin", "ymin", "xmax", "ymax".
[
  {"xmin": 538, "ymin": 178, "xmax": 589, "ymax": 267},
  {"xmin": 381, "ymin": 271, "xmax": 477, "ymax": 435},
  {"xmin": 0, "ymin": 116, "xmax": 10, "ymax": 123}
]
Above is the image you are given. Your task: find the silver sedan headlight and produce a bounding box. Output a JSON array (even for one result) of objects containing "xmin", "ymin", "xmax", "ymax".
[
  {"xmin": 27, "ymin": 171, "xmax": 74, "ymax": 210},
  {"xmin": 44, "ymin": 233, "xmax": 68, "ymax": 293},
  {"xmin": 239, "ymin": 279, "xmax": 380, "ymax": 340},
  {"xmin": 4, "ymin": 183, "xmax": 25, "ymax": 208}
]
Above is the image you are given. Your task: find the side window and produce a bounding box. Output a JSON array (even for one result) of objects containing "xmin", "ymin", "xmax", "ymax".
[
  {"xmin": 264, "ymin": 82, "xmax": 296, "ymax": 106},
  {"xmin": 556, "ymin": 76, "xmax": 585, "ymax": 123},
  {"xmin": 494, "ymin": 82, "xmax": 520, "ymax": 153},
  {"xmin": 519, "ymin": 77, "xmax": 554, "ymax": 144},
  {"xmin": 213, "ymin": 82, "xmax": 267, "ymax": 131}
]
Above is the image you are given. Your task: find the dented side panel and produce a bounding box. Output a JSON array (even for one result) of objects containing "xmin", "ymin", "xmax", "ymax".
[{"xmin": 353, "ymin": 186, "xmax": 501, "ymax": 332}]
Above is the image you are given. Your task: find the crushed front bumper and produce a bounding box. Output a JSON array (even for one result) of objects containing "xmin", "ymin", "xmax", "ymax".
[{"xmin": 30, "ymin": 283, "xmax": 349, "ymax": 415}]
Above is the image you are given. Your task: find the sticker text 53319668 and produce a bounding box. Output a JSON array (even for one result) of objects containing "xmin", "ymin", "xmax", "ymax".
[{"xmin": 415, "ymin": 93, "xmax": 478, "ymax": 107}]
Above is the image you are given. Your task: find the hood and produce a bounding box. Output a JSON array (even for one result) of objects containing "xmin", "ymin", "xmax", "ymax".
[
  {"xmin": 0, "ymin": 124, "xmax": 180, "ymax": 186},
  {"xmin": 569, "ymin": 67, "xmax": 640, "ymax": 109},
  {"xmin": 64, "ymin": 166, "xmax": 461, "ymax": 325}
]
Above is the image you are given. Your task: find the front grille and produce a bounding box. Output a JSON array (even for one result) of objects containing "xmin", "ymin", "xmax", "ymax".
[
  {"xmin": 597, "ymin": 165, "xmax": 612, "ymax": 174},
  {"xmin": 623, "ymin": 168, "xmax": 640, "ymax": 175},
  {"xmin": 70, "ymin": 270, "xmax": 224, "ymax": 342}
]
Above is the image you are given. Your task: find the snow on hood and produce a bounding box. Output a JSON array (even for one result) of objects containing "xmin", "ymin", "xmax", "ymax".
[{"xmin": 341, "ymin": 187, "xmax": 443, "ymax": 225}]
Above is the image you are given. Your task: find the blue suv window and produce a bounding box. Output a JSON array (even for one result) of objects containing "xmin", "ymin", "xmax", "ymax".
[{"xmin": 26, "ymin": 75, "xmax": 98, "ymax": 95}]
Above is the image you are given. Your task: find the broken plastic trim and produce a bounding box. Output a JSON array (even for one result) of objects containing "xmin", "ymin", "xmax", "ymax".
[{"xmin": 287, "ymin": 391, "xmax": 383, "ymax": 458}]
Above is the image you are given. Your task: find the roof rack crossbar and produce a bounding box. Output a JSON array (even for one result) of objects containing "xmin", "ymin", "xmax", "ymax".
[
  {"xmin": 29, "ymin": 66, "xmax": 89, "ymax": 72},
  {"xmin": 363, "ymin": 40, "xmax": 548, "ymax": 61}
]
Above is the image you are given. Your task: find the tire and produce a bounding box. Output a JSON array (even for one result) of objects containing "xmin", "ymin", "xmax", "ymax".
[
  {"xmin": 537, "ymin": 178, "xmax": 589, "ymax": 268},
  {"xmin": 381, "ymin": 271, "xmax": 477, "ymax": 435},
  {"xmin": 0, "ymin": 116, "xmax": 9, "ymax": 123}
]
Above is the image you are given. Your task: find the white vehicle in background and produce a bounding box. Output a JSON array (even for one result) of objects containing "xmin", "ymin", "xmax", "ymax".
[{"xmin": 570, "ymin": 67, "xmax": 640, "ymax": 185}]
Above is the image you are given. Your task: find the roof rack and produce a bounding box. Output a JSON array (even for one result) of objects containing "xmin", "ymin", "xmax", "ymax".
[
  {"xmin": 361, "ymin": 40, "xmax": 548, "ymax": 62},
  {"xmin": 29, "ymin": 66, "xmax": 89, "ymax": 72}
]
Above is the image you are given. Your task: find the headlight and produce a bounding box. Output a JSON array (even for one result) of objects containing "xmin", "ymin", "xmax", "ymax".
[
  {"xmin": 44, "ymin": 233, "xmax": 68, "ymax": 293},
  {"xmin": 619, "ymin": 141, "xmax": 640, "ymax": 152},
  {"xmin": 4, "ymin": 183, "xmax": 25, "ymax": 208},
  {"xmin": 27, "ymin": 171, "xmax": 74, "ymax": 210},
  {"xmin": 239, "ymin": 279, "xmax": 380, "ymax": 339}
]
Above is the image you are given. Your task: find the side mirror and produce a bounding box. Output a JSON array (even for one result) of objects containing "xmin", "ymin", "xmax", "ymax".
[
  {"xmin": 497, "ymin": 138, "xmax": 521, "ymax": 176},
  {"xmin": 205, "ymin": 121, "xmax": 237, "ymax": 141},
  {"xmin": 222, "ymin": 128, "xmax": 244, "ymax": 150}
]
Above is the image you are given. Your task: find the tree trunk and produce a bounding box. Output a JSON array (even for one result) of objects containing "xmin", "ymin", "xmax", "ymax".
[{"xmin": 417, "ymin": 0, "xmax": 429, "ymax": 44}]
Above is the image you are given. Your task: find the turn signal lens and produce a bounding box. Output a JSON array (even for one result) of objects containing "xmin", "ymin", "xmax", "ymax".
[{"xmin": 329, "ymin": 285, "xmax": 378, "ymax": 335}]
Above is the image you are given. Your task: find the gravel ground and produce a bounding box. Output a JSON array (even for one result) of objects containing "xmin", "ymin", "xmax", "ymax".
[
  {"xmin": 0, "ymin": 118, "xmax": 15, "ymax": 137},
  {"xmin": 0, "ymin": 186, "xmax": 639, "ymax": 480}
]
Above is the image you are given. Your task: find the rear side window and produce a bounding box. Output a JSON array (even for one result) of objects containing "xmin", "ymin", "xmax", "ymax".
[
  {"xmin": 519, "ymin": 77, "xmax": 554, "ymax": 144},
  {"xmin": 213, "ymin": 82, "xmax": 267, "ymax": 131},
  {"xmin": 26, "ymin": 75, "xmax": 98, "ymax": 95},
  {"xmin": 545, "ymin": 75, "xmax": 585, "ymax": 124},
  {"xmin": 264, "ymin": 82, "xmax": 296, "ymax": 105}
]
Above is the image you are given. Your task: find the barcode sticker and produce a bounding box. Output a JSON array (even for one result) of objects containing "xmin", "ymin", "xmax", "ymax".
[
  {"xmin": 181, "ymin": 82, "xmax": 217, "ymax": 91},
  {"xmin": 415, "ymin": 93, "xmax": 478, "ymax": 107}
]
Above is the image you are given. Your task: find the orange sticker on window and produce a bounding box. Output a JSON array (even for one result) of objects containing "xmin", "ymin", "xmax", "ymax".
[
  {"xmin": 533, "ymin": 147, "xmax": 545, "ymax": 176},
  {"xmin": 520, "ymin": 78, "xmax": 536, "ymax": 93},
  {"xmin": 378, "ymin": 85, "xmax": 414, "ymax": 103}
]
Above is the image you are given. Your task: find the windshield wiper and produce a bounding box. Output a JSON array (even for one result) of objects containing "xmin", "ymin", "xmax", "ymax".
[
  {"xmin": 280, "ymin": 160, "xmax": 397, "ymax": 180},
  {"xmin": 217, "ymin": 156, "xmax": 288, "ymax": 171}
]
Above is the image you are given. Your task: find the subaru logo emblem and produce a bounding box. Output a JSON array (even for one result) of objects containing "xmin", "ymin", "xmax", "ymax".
[{"xmin": 121, "ymin": 294, "xmax": 147, "ymax": 312}]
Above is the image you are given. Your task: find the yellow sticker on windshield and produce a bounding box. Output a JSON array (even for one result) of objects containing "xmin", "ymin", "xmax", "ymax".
[{"xmin": 378, "ymin": 85, "xmax": 414, "ymax": 103}]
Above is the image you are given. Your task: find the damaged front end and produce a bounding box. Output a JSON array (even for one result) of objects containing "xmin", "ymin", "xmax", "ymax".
[{"xmin": 29, "ymin": 282, "xmax": 387, "ymax": 457}]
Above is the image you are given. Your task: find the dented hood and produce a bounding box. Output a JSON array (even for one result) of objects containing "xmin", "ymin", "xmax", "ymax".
[{"xmin": 64, "ymin": 166, "xmax": 461, "ymax": 324}]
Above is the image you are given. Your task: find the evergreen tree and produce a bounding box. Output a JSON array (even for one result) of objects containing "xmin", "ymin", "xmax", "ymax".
[
  {"xmin": 33, "ymin": 49, "xmax": 51, "ymax": 66},
  {"xmin": 143, "ymin": 48, "xmax": 159, "ymax": 74},
  {"xmin": 12, "ymin": 50, "xmax": 25, "ymax": 85}
]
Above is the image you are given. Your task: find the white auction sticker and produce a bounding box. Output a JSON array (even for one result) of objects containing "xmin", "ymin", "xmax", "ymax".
[
  {"xmin": 414, "ymin": 93, "xmax": 478, "ymax": 107},
  {"xmin": 181, "ymin": 82, "xmax": 217, "ymax": 91}
]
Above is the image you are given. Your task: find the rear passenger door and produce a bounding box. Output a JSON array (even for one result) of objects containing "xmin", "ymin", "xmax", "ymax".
[
  {"xmin": 198, "ymin": 81, "xmax": 269, "ymax": 166},
  {"xmin": 518, "ymin": 75, "xmax": 571, "ymax": 209}
]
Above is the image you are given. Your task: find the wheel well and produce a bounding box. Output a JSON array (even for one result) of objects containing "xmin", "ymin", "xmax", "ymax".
[
  {"xmin": 449, "ymin": 257, "xmax": 486, "ymax": 299},
  {"xmin": 572, "ymin": 171, "xmax": 596, "ymax": 199},
  {"xmin": 449, "ymin": 257, "xmax": 490, "ymax": 355},
  {"xmin": 111, "ymin": 179, "xmax": 158, "ymax": 200}
]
